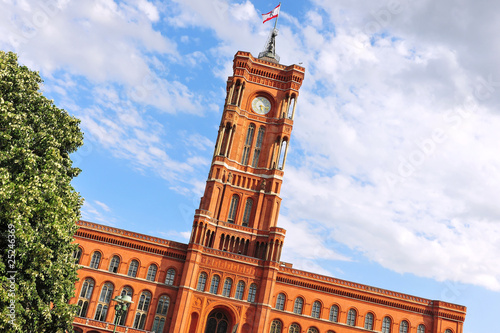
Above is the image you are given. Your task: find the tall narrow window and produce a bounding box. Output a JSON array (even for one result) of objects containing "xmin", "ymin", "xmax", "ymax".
[
  {"xmin": 118, "ymin": 287, "xmax": 133, "ymax": 326},
  {"xmin": 382, "ymin": 317, "xmax": 392, "ymax": 333},
  {"xmin": 276, "ymin": 293, "xmax": 286, "ymax": 310},
  {"xmin": 289, "ymin": 323, "xmax": 301, "ymax": 333},
  {"xmin": 329, "ymin": 305, "xmax": 339, "ymax": 322},
  {"xmin": 247, "ymin": 283, "xmax": 257, "ymax": 302},
  {"xmin": 241, "ymin": 124, "xmax": 255, "ymax": 165},
  {"xmin": 197, "ymin": 272, "xmax": 207, "ymax": 291},
  {"xmin": 400, "ymin": 320, "xmax": 409, "ymax": 333},
  {"xmin": 365, "ymin": 313, "xmax": 374, "ymax": 330},
  {"xmin": 73, "ymin": 247, "xmax": 82, "ymax": 264},
  {"xmin": 227, "ymin": 195, "xmax": 239, "ymax": 223},
  {"xmin": 242, "ymin": 198, "xmax": 253, "ymax": 226},
  {"xmin": 77, "ymin": 278, "xmax": 94, "ymax": 317},
  {"xmin": 89, "ymin": 252, "xmax": 101, "ymax": 269},
  {"xmin": 251, "ymin": 127, "xmax": 265, "ymax": 167},
  {"xmin": 278, "ymin": 140, "xmax": 288, "ymax": 170},
  {"xmin": 133, "ymin": 291, "xmax": 151, "ymax": 330},
  {"xmin": 222, "ymin": 278, "xmax": 232, "ymax": 297},
  {"xmin": 109, "ymin": 256, "xmax": 120, "ymax": 273},
  {"xmin": 417, "ymin": 324, "xmax": 426, "ymax": 333},
  {"xmin": 235, "ymin": 281, "xmax": 245, "ymax": 300},
  {"xmin": 152, "ymin": 295, "xmax": 170, "ymax": 333},
  {"xmin": 311, "ymin": 301, "xmax": 321, "ymax": 318},
  {"xmin": 209, "ymin": 275, "xmax": 220, "ymax": 294},
  {"xmin": 146, "ymin": 264, "xmax": 158, "ymax": 281},
  {"xmin": 165, "ymin": 268, "xmax": 176, "ymax": 285},
  {"xmin": 94, "ymin": 282, "xmax": 113, "ymax": 321},
  {"xmin": 270, "ymin": 320, "xmax": 282, "ymax": 333},
  {"xmin": 128, "ymin": 260, "xmax": 139, "ymax": 277},
  {"xmin": 347, "ymin": 309, "xmax": 357, "ymax": 326},
  {"xmin": 293, "ymin": 297, "xmax": 304, "ymax": 314}
]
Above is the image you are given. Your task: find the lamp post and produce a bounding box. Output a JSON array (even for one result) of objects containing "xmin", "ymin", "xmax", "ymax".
[{"xmin": 112, "ymin": 295, "xmax": 133, "ymax": 333}]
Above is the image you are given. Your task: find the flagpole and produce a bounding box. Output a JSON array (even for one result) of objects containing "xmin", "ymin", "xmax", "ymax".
[{"xmin": 274, "ymin": 2, "xmax": 281, "ymax": 30}]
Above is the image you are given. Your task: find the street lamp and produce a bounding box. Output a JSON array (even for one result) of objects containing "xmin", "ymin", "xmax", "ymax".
[{"xmin": 112, "ymin": 295, "xmax": 133, "ymax": 333}]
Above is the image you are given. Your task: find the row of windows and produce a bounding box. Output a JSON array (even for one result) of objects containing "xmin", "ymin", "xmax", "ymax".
[
  {"xmin": 196, "ymin": 273, "xmax": 257, "ymax": 303},
  {"xmin": 74, "ymin": 249, "xmax": 176, "ymax": 285},
  {"xmin": 76, "ymin": 278, "xmax": 170, "ymax": 331},
  {"xmin": 274, "ymin": 294, "xmax": 439, "ymax": 333},
  {"xmin": 269, "ymin": 319, "xmax": 455, "ymax": 333}
]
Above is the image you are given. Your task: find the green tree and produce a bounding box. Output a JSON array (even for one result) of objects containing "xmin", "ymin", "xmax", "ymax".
[{"xmin": 0, "ymin": 51, "xmax": 83, "ymax": 332}]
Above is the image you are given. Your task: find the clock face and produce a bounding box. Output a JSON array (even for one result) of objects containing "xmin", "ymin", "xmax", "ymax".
[{"xmin": 251, "ymin": 96, "xmax": 271, "ymax": 115}]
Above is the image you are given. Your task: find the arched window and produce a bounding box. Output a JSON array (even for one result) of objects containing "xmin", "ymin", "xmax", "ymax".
[
  {"xmin": 445, "ymin": 330, "xmax": 453, "ymax": 333},
  {"xmin": 276, "ymin": 293, "xmax": 286, "ymax": 310},
  {"xmin": 329, "ymin": 305, "xmax": 339, "ymax": 322},
  {"xmin": 293, "ymin": 297, "xmax": 304, "ymax": 314},
  {"xmin": 311, "ymin": 301, "xmax": 321, "ymax": 318},
  {"xmin": 209, "ymin": 275, "xmax": 220, "ymax": 294},
  {"xmin": 235, "ymin": 281, "xmax": 245, "ymax": 300},
  {"xmin": 205, "ymin": 311, "xmax": 230, "ymax": 333},
  {"xmin": 77, "ymin": 278, "xmax": 94, "ymax": 317},
  {"xmin": 289, "ymin": 323, "xmax": 301, "ymax": 333},
  {"xmin": 152, "ymin": 295, "xmax": 170, "ymax": 332},
  {"xmin": 347, "ymin": 308, "xmax": 357, "ymax": 326},
  {"xmin": 146, "ymin": 264, "xmax": 158, "ymax": 281},
  {"xmin": 242, "ymin": 198, "xmax": 253, "ymax": 226},
  {"xmin": 400, "ymin": 320, "xmax": 409, "ymax": 333},
  {"xmin": 241, "ymin": 124, "xmax": 255, "ymax": 165},
  {"xmin": 109, "ymin": 255, "xmax": 120, "ymax": 273},
  {"xmin": 118, "ymin": 286, "xmax": 133, "ymax": 325},
  {"xmin": 222, "ymin": 278, "xmax": 232, "ymax": 297},
  {"xmin": 307, "ymin": 328, "xmax": 319, "ymax": 333},
  {"xmin": 133, "ymin": 291, "xmax": 151, "ymax": 329},
  {"xmin": 270, "ymin": 319, "xmax": 282, "ymax": 333},
  {"xmin": 364, "ymin": 312, "xmax": 374, "ymax": 330},
  {"xmin": 252, "ymin": 126, "xmax": 265, "ymax": 167},
  {"xmin": 73, "ymin": 247, "xmax": 82, "ymax": 264},
  {"xmin": 227, "ymin": 195, "xmax": 239, "ymax": 223},
  {"xmin": 94, "ymin": 282, "xmax": 113, "ymax": 321},
  {"xmin": 327, "ymin": 331, "xmax": 336, "ymax": 333},
  {"xmin": 382, "ymin": 317, "xmax": 392, "ymax": 333},
  {"xmin": 128, "ymin": 260, "xmax": 139, "ymax": 277},
  {"xmin": 197, "ymin": 272, "xmax": 207, "ymax": 291},
  {"xmin": 417, "ymin": 324, "xmax": 426, "ymax": 333},
  {"xmin": 277, "ymin": 140, "xmax": 288, "ymax": 170},
  {"xmin": 89, "ymin": 252, "xmax": 101, "ymax": 269},
  {"xmin": 165, "ymin": 268, "xmax": 175, "ymax": 285},
  {"xmin": 247, "ymin": 283, "xmax": 257, "ymax": 302}
]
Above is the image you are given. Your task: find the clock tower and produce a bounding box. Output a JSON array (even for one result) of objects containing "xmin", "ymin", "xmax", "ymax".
[{"xmin": 169, "ymin": 49, "xmax": 305, "ymax": 332}]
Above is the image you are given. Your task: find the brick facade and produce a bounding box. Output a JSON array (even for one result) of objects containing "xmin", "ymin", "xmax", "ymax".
[{"xmin": 70, "ymin": 51, "xmax": 466, "ymax": 333}]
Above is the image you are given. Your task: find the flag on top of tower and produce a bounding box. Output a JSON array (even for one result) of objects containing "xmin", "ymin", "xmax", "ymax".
[{"xmin": 262, "ymin": 3, "xmax": 280, "ymax": 23}]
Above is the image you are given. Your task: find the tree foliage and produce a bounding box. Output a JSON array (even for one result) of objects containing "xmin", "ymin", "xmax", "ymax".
[{"xmin": 0, "ymin": 51, "xmax": 83, "ymax": 332}]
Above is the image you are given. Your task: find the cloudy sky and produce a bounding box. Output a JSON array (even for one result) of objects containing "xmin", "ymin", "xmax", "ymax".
[{"xmin": 2, "ymin": 0, "xmax": 499, "ymax": 331}]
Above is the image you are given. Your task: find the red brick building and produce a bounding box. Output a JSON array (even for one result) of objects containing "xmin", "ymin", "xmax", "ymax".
[{"xmin": 70, "ymin": 49, "xmax": 466, "ymax": 333}]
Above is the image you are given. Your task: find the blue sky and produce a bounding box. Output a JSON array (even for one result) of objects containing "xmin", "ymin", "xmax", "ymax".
[{"xmin": 2, "ymin": 0, "xmax": 499, "ymax": 332}]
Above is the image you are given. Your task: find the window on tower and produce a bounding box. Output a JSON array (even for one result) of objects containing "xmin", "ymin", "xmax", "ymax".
[
  {"xmin": 251, "ymin": 126, "xmax": 265, "ymax": 167},
  {"xmin": 241, "ymin": 124, "xmax": 255, "ymax": 165},
  {"xmin": 242, "ymin": 198, "xmax": 253, "ymax": 226},
  {"xmin": 227, "ymin": 195, "xmax": 239, "ymax": 223}
]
